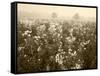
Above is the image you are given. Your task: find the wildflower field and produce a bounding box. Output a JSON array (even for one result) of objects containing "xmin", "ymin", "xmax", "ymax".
[{"xmin": 17, "ymin": 18, "xmax": 96, "ymax": 72}]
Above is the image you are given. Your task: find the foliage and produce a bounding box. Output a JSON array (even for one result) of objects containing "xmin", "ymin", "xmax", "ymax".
[{"xmin": 17, "ymin": 19, "xmax": 96, "ymax": 73}]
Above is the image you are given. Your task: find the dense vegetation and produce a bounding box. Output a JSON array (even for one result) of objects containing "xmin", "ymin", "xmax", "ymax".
[{"xmin": 17, "ymin": 18, "xmax": 96, "ymax": 73}]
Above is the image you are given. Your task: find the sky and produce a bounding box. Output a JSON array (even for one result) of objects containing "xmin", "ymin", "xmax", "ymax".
[{"xmin": 18, "ymin": 3, "xmax": 96, "ymax": 19}]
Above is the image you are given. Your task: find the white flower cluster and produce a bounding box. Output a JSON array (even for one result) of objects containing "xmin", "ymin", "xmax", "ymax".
[
  {"xmin": 22, "ymin": 30, "xmax": 32, "ymax": 37},
  {"xmin": 55, "ymin": 53, "xmax": 64, "ymax": 65}
]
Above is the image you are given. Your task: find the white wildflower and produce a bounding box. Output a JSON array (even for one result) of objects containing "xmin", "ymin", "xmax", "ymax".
[
  {"xmin": 24, "ymin": 54, "xmax": 27, "ymax": 57},
  {"xmin": 75, "ymin": 63, "xmax": 81, "ymax": 69},
  {"xmin": 37, "ymin": 46, "xmax": 41, "ymax": 52}
]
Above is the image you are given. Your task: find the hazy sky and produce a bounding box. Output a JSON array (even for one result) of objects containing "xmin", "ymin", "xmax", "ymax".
[{"xmin": 18, "ymin": 3, "xmax": 96, "ymax": 19}]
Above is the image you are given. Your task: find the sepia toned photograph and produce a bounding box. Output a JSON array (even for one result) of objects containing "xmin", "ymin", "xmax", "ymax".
[{"xmin": 14, "ymin": 2, "xmax": 97, "ymax": 73}]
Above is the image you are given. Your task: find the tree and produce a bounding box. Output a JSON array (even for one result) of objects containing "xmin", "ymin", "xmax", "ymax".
[
  {"xmin": 52, "ymin": 12, "xmax": 58, "ymax": 19},
  {"xmin": 73, "ymin": 13, "xmax": 80, "ymax": 20}
]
